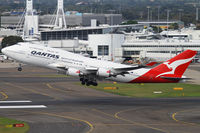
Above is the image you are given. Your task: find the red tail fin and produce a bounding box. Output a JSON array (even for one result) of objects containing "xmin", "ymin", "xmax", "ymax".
[
  {"xmin": 153, "ymin": 50, "xmax": 197, "ymax": 78},
  {"xmin": 130, "ymin": 50, "xmax": 197, "ymax": 83}
]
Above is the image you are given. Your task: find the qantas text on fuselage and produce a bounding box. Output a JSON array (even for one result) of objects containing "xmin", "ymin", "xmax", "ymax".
[{"xmin": 31, "ymin": 51, "xmax": 60, "ymax": 59}]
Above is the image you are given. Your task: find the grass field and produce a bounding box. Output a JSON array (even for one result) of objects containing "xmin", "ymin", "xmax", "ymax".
[
  {"xmin": 89, "ymin": 83, "xmax": 200, "ymax": 98},
  {"xmin": 0, "ymin": 117, "xmax": 29, "ymax": 133}
]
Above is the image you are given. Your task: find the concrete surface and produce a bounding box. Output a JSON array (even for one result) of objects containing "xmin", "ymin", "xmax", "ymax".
[{"xmin": 0, "ymin": 64, "xmax": 199, "ymax": 133}]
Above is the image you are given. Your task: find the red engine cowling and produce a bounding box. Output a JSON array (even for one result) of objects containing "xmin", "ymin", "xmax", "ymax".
[
  {"xmin": 66, "ymin": 68, "xmax": 81, "ymax": 76},
  {"xmin": 97, "ymin": 68, "xmax": 111, "ymax": 77}
]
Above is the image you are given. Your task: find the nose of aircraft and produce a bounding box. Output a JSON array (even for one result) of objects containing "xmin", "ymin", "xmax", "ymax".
[
  {"xmin": 1, "ymin": 45, "xmax": 15, "ymax": 56},
  {"xmin": 1, "ymin": 47, "xmax": 8, "ymax": 55}
]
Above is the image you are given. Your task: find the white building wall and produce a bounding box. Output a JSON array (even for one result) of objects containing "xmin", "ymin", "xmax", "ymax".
[
  {"xmin": 24, "ymin": 15, "xmax": 39, "ymax": 37},
  {"xmin": 145, "ymin": 53, "xmax": 176, "ymax": 61},
  {"xmin": 40, "ymin": 40, "xmax": 79, "ymax": 51},
  {"xmin": 0, "ymin": 30, "xmax": 17, "ymax": 37},
  {"xmin": 184, "ymin": 30, "xmax": 200, "ymax": 40},
  {"xmin": 123, "ymin": 39, "xmax": 200, "ymax": 61},
  {"xmin": 88, "ymin": 34, "xmax": 124, "ymax": 61}
]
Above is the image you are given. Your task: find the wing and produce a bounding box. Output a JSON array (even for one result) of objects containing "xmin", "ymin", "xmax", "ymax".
[
  {"xmin": 48, "ymin": 62, "xmax": 145, "ymax": 77},
  {"xmin": 160, "ymin": 76, "xmax": 192, "ymax": 81},
  {"xmin": 84, "ymin": 65, "xmax": 146, "ymax": 76}
]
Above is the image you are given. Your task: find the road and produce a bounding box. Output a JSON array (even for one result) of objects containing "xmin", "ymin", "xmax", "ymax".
[{"xmin": 0, "ymin": 64, "xmax": 199, "ymax": 133}]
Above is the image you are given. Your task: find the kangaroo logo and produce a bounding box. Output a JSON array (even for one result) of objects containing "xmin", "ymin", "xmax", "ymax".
[
  {"xmin": 163, "ymin": 61, "xmax": 173, "ymax": 71},
  {"xmin": 156, "ymin": 56, "xmax": 195, "ymax": 78}
]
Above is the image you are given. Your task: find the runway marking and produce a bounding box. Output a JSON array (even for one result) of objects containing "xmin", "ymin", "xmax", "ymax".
[
  {"xmin": 0, "ymin": 91, "xmax": 8, "ymax": 101},
  {"xmin": 94, "ymin": 123, "xmax": 182, "ymax": 126},
  {"xmin": 0, "ymin": 105, "xmax": 47, "ymax": 109},
  {"xmin": 92, "ymin": 108, "xmax": 123, "ymax": 120},
  {"xmin": 114, "ymin": 109, "xmax": 170, "ymax": 133},
  {"xmin": 0, "ymin": 100, "xmax": 32, "ymax": 103},
  {"xmin": 5, "ymin": 82, "xmax": 59, "ymax": 100},
  {"xmin": 21, "ymin": 111, "xmax": 94, "ymax": 133},
  {"xmin": 172, "ymin": 109, "xmax": 200, "ymax": 126},
  {"xmin": 46, "ymin": 83, "xmax": 72, "ymax": 93},
  {"xmin": 93, "ymin": 108, "xmax": 169, "ymax": 133}
]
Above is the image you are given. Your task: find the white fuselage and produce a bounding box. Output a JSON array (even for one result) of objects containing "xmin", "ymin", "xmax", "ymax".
[{"xmin": 2, "ymin": 43, "xmax": 149, "ymax": 83}]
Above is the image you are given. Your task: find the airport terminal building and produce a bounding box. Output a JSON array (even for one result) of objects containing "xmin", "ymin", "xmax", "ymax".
[
  {"xmin": 40, "ymin": 24, "xmax": 144, "ymax": 41},
  {"xmin": 1, "ymin": 13, "xmax": 123, "ymax": 28}
]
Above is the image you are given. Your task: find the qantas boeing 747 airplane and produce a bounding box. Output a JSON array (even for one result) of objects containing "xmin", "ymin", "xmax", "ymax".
[{"xmin": 1, "ymin": 43, "xmax": 197, "ymax": 86}]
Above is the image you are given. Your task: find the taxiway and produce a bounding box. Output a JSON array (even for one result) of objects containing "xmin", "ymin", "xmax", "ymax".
[{"xmin": 0, "ymin": 64, "xmax": 199, "ymax": 133}]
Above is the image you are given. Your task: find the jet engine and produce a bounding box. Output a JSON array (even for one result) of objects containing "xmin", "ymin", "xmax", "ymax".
[
  {"xmin": 66, "ymin": 68, "xmax": 81, "ymax": 76},
  {"xmin": 97, "ymin": 68, "xmax": 112, "ymax": 77}
]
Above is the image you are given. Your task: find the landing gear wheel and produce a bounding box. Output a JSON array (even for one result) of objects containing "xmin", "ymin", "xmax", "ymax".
[
  {"xmin": 92, "ymin": 82, "xmax": 98, "ymax": 86},
  {"xmin": 18, "ymin": 67, "xmax": 22, "ymax": 71},
  {"xmin": 81, "ymin": 81, "xmax": 86, "ymax": 85},
  {"xmin": 86, "ymin": 82, "xmax": 91, "ymax": 86},
  {"xmin": 80, "ymin": 78, "xmax": 84, "ymax": 81}
]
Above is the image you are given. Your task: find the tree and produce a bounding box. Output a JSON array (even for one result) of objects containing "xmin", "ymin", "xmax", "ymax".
[
  {"xmin": 169, "ymin": 23, "xmax": 179, "ymax": 30},
  {"xmin": 151, "ymin": 26, "xmax": 162, "ymax": 33},
  {"xmin": 196, "ymin": 25, "xmax": 200, "ymax": 30},
  {"xmin": 1, "ymin": 36, "xmax": 23, "ymax": 49}
]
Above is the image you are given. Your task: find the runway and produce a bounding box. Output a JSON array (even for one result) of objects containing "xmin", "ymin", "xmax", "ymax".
[{"xmin": 0, "ymin": 65, "xmax": 200, "ymax": 133}]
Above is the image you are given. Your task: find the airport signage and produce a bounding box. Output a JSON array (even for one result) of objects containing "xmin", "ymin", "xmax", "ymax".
[{"xmin": 13, "ymin": 124, "xmax": 25, "ymax": 127}]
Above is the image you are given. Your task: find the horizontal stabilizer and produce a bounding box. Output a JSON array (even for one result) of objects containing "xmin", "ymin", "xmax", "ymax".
[{"xmin": 160, "ymin": 76, "xmax": 192, "ymax": 81}]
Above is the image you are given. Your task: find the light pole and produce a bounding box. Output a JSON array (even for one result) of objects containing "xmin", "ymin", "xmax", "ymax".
[
  {"xmin": 147, "ymin": 6, "xmax": 150, "ymax": 22},
  {"xmin": 166, "ymin": 9, "xmax": 171, "ymax": 37},
  {"xmin": 167, "ymin": 10, "xmax": 171, "ymax": 30},
  {"xmin": 178, "ymin": 9, "xmax": 183, "ymax": 21},
  {"xmin": 108, "ymin": 10, "xmax": 115, "ymax": 25},
  {"xmin": 0, "ymin": 12, "xmax": 1, "ymax": 30},
  {"xmin": 150, "ymin": 10, "xmax": 153, "ymax": 21},
  {"xmin": 147, "ymin": 6, "xmax": 151, "ymax": 28},
  {"xmin": 158, "ymin": 6, "xmax": 160, "ymax": 22},
  {"xmin": 196, "ymin": 7, "xmax": 199, "ymax": 21}
]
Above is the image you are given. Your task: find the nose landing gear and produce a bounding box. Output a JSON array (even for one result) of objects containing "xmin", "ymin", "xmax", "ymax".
[
  {"xmin": 18, "ymin": 67, "xmax": 22, "ymax": 71},
  {"xmin": 17, "ymin": 64, "xmax": 22, "ymax": 71}
]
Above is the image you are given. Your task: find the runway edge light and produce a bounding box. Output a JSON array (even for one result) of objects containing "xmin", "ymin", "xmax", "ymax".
[
  {"xmin": 104, "ymin": 87, "xmax": 118, "ymax": 90},
  {"xmin": 173, "ymin": 88, "xmax": 184, "ymax": 91}
]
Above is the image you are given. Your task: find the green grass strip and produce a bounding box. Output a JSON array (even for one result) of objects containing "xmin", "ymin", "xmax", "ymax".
[
  {"xmin": 88, "ymin": 83, "xmax": 200, "ymax": 98},
  {"xmin": 0, "ymin": 117, "xmax": 29, "ymax": 133}
]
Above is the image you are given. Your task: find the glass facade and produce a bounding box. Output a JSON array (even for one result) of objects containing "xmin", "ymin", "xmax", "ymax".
[
  {"xmin": 41, "ymin": 29, "xmax": 103, "ymax": 41},
  {"xmin": 98, "ymin": 46, "xmax": 109, "ymax": 56},
  {"xmin": 122, "ymin": 45, "xmax": 200, "ymax": 48},
  {"xmin": 123, "ymin": 51, "xmax": 140, "ymax": 56}
]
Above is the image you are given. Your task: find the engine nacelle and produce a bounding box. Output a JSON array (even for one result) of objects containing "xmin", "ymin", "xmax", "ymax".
[
  {"xmin": 66, "ymin": 68, "xmax": 80, "ymax": 77},
  {"xmin": 97, "ymin": 68, "xmax": 111, "ymax": 77}
]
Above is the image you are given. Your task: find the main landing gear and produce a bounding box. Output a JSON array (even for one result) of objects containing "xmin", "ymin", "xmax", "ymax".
[
  {"xmin": 80, "ymin": 76, "xmax": 98, "ymax": 86},
  {"xmin": 18, "ymin": 64, "xmax": 22, "ymax": 71}
]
